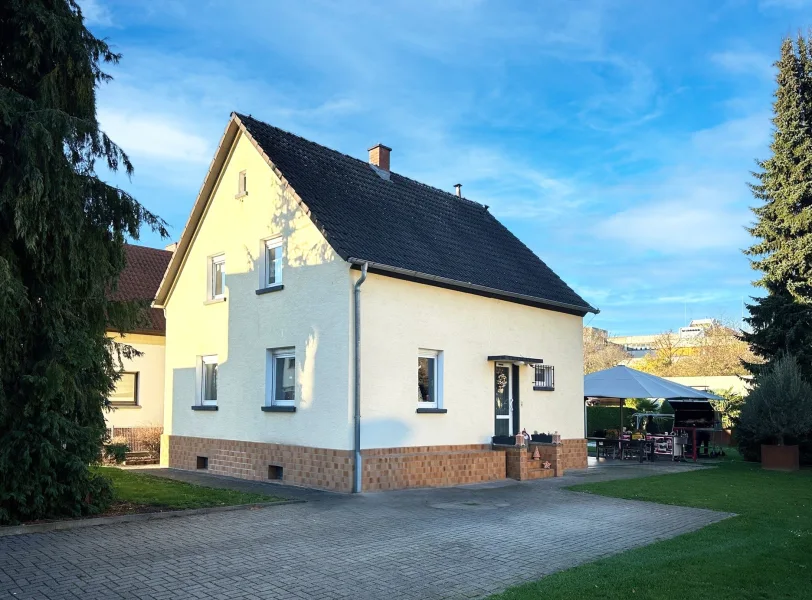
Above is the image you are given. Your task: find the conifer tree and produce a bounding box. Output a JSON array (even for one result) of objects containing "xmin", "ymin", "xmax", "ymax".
[
  {"xmin": 743, "ymin": 34, "xmax": 812, "ymax": 381},
  {"xmin": 0, "ymin": 0, "xmax": 165, "ymax": 523}
]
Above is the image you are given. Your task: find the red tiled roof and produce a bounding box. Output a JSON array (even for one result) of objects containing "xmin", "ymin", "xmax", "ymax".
[{"xmin": 110, "ymin": 244, "xmax": 173, "ymax": 334}]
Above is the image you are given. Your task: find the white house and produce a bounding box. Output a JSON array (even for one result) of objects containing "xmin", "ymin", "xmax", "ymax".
[
  {"xmin": 154, "ymin": 113, "xmax": 597, "ymax": 492},
  {"xmin": 106, "ymin": 244, "xmax": 173, "ymax": 450}
]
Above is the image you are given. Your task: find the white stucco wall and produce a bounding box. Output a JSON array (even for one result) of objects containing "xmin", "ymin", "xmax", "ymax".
[
  {"xmin": 358, "ymin": 272, "xmax": 585, "ymax": 449},
  {"xmin": 163, "ymin": 131, "xmax": 353, "ymax": 452},
  {"xmin": 106, "ymin": 333, "xmax": 165, "ymax": 429}
]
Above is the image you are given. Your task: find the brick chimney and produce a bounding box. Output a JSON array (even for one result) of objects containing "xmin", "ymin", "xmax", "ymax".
[{"xmin": 368, "ymin": 144, "xmax": 391, "ymax": 172}]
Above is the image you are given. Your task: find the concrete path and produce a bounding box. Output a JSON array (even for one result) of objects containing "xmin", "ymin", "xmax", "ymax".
[{"xmin": 0, "ymin": 464, "xmax": 730, "ymax": 600}]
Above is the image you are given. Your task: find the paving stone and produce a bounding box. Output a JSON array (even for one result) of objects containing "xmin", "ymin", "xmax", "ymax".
[{"xmin": 0, "ymin": 464, "xmax": 730, "ymax": 599}]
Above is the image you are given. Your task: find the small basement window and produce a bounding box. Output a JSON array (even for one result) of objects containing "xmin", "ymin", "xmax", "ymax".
[
  {"xmin": 268, "ymin": 465, "xmax": 283, "ymax": 480},
  {"xmin": 196, "ymin": 456, "xmax": 209, "ymax": 470},
  {"xmin": 534, "ymin": 365, "xmax": 555, "ymax": 391}
]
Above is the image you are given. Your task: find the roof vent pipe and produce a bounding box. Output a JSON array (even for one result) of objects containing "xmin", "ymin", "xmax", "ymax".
[{"xmin": 454, "ymin": 183, "xmax": 462, "ymax": 197}]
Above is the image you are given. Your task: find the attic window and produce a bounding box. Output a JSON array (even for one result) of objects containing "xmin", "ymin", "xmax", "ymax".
[{"xmin": 236, "ymin": 170, "xmax": 247, "ymax": 198}]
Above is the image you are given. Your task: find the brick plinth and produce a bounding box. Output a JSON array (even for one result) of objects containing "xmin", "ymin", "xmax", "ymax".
[
  {"xmin": 167, "ymin": 435, "xmax": 353, "ymax": 492},
  {"xmin": 361, "ymin": 444, "xmax": 506, "ymax": 491},
  {"xmin": 530, "ymin": 442, "xmax": 563, "ymax": 477},
  {"xmin": 501, "ymin": 439, "xmax": 586, "ymax": 480},
  {"xmin": 168, "ymin": 437, "xmax": 512, "ymax": 493},
  {"xmin": 505, "ymin": 446, "xmax": 527, "ymax": 480},
  {"xmin": 561, "ymin": 438, "xmax": 588, "ymax": 470}
]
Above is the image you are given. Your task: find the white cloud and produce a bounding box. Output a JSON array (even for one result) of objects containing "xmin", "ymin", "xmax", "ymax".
[
  {"xmin": 655, "ymin": 292, "xmax": 728, "ymax": 304},
  {"xmin": 78, "ymin": 0, "xmax": 113, "ymax": 27},
  {"xmin": 759, "ymin": 0, "xmax": 812, "ymax": 8},
  {"xmin": 711, "ymin": 50, "xmax": 774, "ymax": 79},
  {"xmin": 98, "ymin": 108, "xmax": 211, "ymax": 165},
  {"xmin": 598, "ymin": 198, "xmax": 749, "ymax": 252},
  {"xmin": 691, "ymin": 112, "xmax": 772, "ymax": 159}
]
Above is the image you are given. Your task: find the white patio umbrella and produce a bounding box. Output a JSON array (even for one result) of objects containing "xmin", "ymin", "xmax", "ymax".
[
  {"xmin": 583, "ymin": 365, "xmax": 720, "ymax": 437},
  {"xmin": 584, "ymin": 365, "xmax": 721, "ymax": 400}
]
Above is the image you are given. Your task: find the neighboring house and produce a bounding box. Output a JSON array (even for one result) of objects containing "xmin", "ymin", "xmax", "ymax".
[
  {"xmin": 664, "ymin": 376, "xmax": 752, "ymax": 397},
  {"xmin": 154, "ymin": 112, "xmax": 597, "ymax": 492},
  {"xmin": 106, "ymin": 244, "xmax": 173, "ymax": 440}
]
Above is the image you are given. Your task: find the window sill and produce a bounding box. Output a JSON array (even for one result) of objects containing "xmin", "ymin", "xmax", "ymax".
[
  {"xmin": 261, "ymin": 405, "xmax": 296, "ymax": 413},
  {"xmin": 533, "ymin": 386, "xmax": 555, "ymax": 391},
  {"xmin": 204, "ymin": 297, "xmax": 226, "ymax": 305},
  {"xmin": 416, "ymin": 408, "xmax": 447, "ymax": 414},
  {"xmin": 235, "ymin": 191, "xmax": 248, "ymax": 199},
  {"xmin": 191, "ymin": 405, "xmax": 219, "ymax": 411},
  {"xmin": 109, "ymin": 404, "xmax": 141, "ymax": 409},
  {"xmin": 256, "ymin": 284, "xmax": 284, "ymax": 296}
]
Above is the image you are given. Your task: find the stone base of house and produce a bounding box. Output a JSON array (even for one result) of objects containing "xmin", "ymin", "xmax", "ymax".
[
  {"xmin": 562, "ymin": 438, "xmax": 588, "ymax": 470},
  {"xmin": 360, "ymin": 445, "xmax": 506, "ymax": 491},
  {"xmin": 166, "ymin": 435, "xmax": 354, "ymax": 492},
  {"xmin": 166, "ymin": 436, "xmax": 510, "ymax": 492},
  {"xmin": 502, "ymin": 439, "xmax": 588, "ymax": 481}
]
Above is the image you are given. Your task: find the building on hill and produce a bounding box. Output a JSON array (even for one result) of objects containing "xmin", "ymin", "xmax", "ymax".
[
  {"xmin": 609, "ymin": 319, "xmax": 728, "ymax": 358},
  {"xmin": 154, "ymin": 112, "xmax": 597, "ymax": 492}
]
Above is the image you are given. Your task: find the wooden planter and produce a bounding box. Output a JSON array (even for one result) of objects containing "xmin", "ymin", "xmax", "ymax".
[{"xmin": 761, "ymin": 444, "xmax": 799, "ymax": 471}]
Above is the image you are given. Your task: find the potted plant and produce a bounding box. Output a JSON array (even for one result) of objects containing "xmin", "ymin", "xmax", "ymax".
[
  {"xmin": 737, "ymin": 355, "xmax": 812, "ymax": 471},
  {"xmin": 530, "ymin": 432, "xmax": 553, "ymax": 443}
]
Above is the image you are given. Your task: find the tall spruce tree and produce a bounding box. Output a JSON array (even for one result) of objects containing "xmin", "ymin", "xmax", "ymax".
[
  {"xmin": 0, "ymin": 0, "xmax": 165, "ymax": 523},
  {"xmin": 743, "ymin": 34, "xmax": 812, "ymax": 381}
]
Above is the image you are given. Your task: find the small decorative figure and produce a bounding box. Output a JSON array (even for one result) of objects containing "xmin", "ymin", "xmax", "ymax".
[
  {"xmin": 521, "ymin": 428, "xmax": 530, "ymax": 442},
  {"xmin": 543, "ymin": 460, "xmax": 552, "ymax": 469},
  {"xmin": 532, "ymin": 447, "xmax": 541, "ymax": 460}
]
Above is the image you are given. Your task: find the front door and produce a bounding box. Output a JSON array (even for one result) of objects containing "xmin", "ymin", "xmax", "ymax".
[{"xmin": 494, "ymin": 363, "xmax": 513, "ymax": 436}]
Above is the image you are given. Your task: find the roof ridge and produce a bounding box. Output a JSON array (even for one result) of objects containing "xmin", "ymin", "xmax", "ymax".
[
  {"xmin": 125, "ymin": 243, "xmax": 173, "ymax": 255},
  {"xmin": 234, "ymin": 112, "xmax": 488, "ymax": 211}
]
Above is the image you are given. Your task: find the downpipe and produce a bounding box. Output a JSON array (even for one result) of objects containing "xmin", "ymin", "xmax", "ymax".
[{"xmin": 352, "ymin": 261, "xmax": 368, "ymax": 493}]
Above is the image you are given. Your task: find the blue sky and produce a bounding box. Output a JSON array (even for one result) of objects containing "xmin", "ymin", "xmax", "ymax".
[{"xmin": 81, "ymin": 0, "xmax": 811, "ymax": 335}]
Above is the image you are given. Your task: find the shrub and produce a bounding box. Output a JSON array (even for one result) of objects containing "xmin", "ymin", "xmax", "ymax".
[
  {"xmin": 586, "ymin": 406, "xmax": 636, "ymax": 436},
  {"xmin": 737, "ymin": 355, "xmax": 812, "ymax": 459},
  {"xmin": 132, "ymin": 426, "xmax": 162, "ymax": 456},
  {"xmin": 103, "ymin": 435, "xmax": 129, "ymax": 464},
  {"xmin": 712, "ymin": 388, "xmax": 746, "ymax": 429}
]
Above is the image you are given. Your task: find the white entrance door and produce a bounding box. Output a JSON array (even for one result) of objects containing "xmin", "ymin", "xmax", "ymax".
[{"xmin": 494, "ymin": 363, "xmax": 513, "ymax": 436}]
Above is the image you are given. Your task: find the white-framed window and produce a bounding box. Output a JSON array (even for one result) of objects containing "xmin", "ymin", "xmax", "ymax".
[
  {"xmin": 417, "ymin": 349, "xmax": 443, "ymax": 409},
  {"xmin": 261, "ymin": 238, "xmax": 283, "ymax": 289},
  {"xmin": 208, "ymin": 254, "xmax": 225, "ymax": 300},
  {"xmin": 237, "ymin": 170, "xmax": 247, "ymax": 197},
  {"xmin": 266, "ymin": 348, "xmax": 296, "ymax": 406},
  {"xmin": 110, "ymin": 372, "xmax": 139, "ymax": 406},
  {"xmin": 198, "ymin": 355, "xmax": 218, "ymax": 406}
]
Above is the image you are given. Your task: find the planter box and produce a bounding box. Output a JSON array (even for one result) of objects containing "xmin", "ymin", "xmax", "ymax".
[
  {"xmin": 761, "ymin": 444, "xmax": 799, "ymax": 471},
  {"xmin": 492, "ymin": 435, "xmax": 516, "ymax": 446},
  {"xmin": 531, "ymin": 434, "xmax": 553, "ymax": 443}
]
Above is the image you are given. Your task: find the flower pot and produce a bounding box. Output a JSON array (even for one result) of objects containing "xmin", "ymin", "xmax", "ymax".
[
  {"xmin": 491, "ymin": 435, "xmax": 515, "ymax": 446},
  {"xmin": 531, "ymin": 434, "xmax": 553, "ymax": 443},
  {"xmin": 761, "ymin": 444, "xmax": 799, "ymax": 471}
]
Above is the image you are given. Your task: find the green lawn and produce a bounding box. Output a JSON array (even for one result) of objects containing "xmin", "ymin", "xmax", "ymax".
[
  {"xmin": 489, "ymin": 454, "xmax": 812, "ymax": 599},
  {"xmin": 96, "ymin": 467, "xmax": 278, "ymax": 511}
]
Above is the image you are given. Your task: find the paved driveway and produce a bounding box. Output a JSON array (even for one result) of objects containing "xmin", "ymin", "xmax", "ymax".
[{"xmin": 1, "ymin": 465, "xmax": 730, "ymax": 600}]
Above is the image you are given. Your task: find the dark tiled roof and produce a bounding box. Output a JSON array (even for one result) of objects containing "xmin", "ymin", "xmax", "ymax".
[
  {"xmin": 237, "ymin": 113, "xmax": 595, "ymax": 315},
  {"xmin": 111, "ymin": 245, "xmax": 173, "ymax": 334}
]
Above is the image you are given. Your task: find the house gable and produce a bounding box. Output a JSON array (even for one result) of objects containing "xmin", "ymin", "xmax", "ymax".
[{"xmin": 161, "ymin": 126, "xmax": 353, "ymax": 450}]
